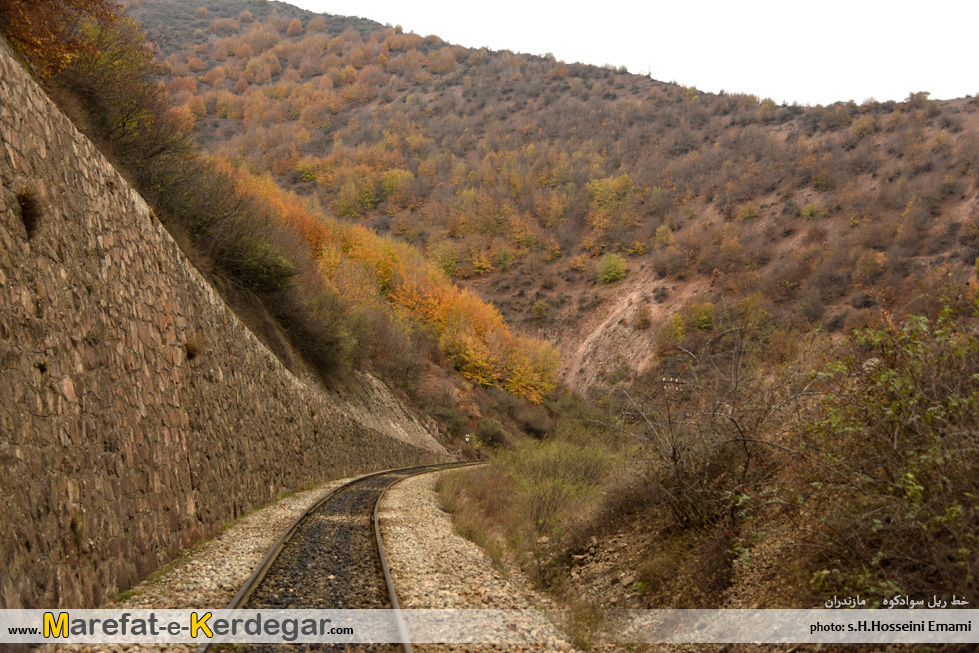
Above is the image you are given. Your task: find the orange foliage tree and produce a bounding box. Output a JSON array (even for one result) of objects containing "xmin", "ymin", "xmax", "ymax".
[{"xmin": 0, "ymin": 0, "xmax": 119, "ymax": 74}]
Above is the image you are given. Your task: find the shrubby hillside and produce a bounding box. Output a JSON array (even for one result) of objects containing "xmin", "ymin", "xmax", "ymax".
[{"xmin": 126, "ymin": 0, "xmax": 979, "ymax": 391}]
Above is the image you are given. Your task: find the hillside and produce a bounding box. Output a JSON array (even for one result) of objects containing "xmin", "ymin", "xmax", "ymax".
[{"xmin": 127, "ymin": 0, "xmax": 979, "ymax": 394}]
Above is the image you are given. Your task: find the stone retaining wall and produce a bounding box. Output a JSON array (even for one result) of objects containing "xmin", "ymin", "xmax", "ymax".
[{"xmin": 0, "ymin": 40, "xmax": 447, "ymax": 609}]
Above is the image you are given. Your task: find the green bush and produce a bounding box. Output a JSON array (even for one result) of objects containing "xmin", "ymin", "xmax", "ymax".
[
  {"xmin": 532, "ymin": 300, "xmax": 548, "ymax": 320},
  {"xmin": 812, "ymin": 172, "xmax": 835, "ymax": 191},
  {"xmin": 735, "ymin": 203, "xmax": 760, "ymax": 221},
  {"xmin": 435, "ymin": 407, "xmax": 468, "ymax": 438},
  {"xmin": 513, "ymin": 402, "xmax": 554, "ymax": 437},
  {"xmin": 596, "ymin": 253, "xmax": 627, "ymax": 283},
  {"xmin": 492, "ymin": 248, "xmax": 515, "ymax": 272},
  {"xmin": 475, "ymin": 417, "xmax": 507, "ymax": 447},
  {"xmin": 801, "ymin": 202, "xmax": 823, "ymax": 220},
  {"xmin": 506, "ymin": 438, "xmax": 613, "ymax": 580},
  {"xmin": 432, "ymin": 241, "xmax": 460, "ymax": 277},
  {"xmin": 798, "ymin": 304, "xmax": 979, "ymax": 599},
  {"xmin": 227, "ymin": 236, "xmax": 296, "ymax": 292},
  {"xmin": 269, "ymin": 282, "xmax": 361, "ymax": 381},
  {"xmin": 851, "ymin": 115, "xmax": 881, "ymax": 139},
  {"xmin": 688, "ymin": 302, "xmax": 715, "ymax": 332}
]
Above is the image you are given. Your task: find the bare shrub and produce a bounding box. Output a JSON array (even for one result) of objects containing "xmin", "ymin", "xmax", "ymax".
[
  {"xmin": 621, "ymin": 306, "xmax": 816, "ymax": 529},
  {"xmin": 634, "ymin": 303, "xmax": 652, "ymax": 330}
]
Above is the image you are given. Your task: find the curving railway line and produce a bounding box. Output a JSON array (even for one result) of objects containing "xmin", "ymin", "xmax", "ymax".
[{"xmin": 196, "ymin": 463, "xmax": 479, "ymax": 653}]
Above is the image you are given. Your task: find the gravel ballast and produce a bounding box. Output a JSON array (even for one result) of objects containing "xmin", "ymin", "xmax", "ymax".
[{"xmin": 378, "ymin": 471, "xmax": 575, "ymax": 652}]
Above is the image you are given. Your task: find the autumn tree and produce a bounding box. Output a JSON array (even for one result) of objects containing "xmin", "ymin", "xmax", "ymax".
[
  {"xmin": 209, "ymin": 17, "xmax": 238, "ymax": 36},
  {"xmin": 427, "ymin": 46, "xmax": 457, "ymax": 73},
  {"xmin": 307, "ymin": 15, "xmax": 326, "ymax": 32},
  {"xmin": 234, "ymin": 41, "xmax": 254, "ymax": 59},
  {"xmin": 0, "ymin": 0, "xmax": 119, "ymax": 74},
  {"xmin": 286, "ymin": 18, "xmax": 303, "ymax": 37}
]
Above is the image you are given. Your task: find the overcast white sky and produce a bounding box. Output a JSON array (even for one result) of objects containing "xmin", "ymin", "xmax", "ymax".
[{"xmin": 286, "ymin": 0, "xmax": 976, "ymax": 106}]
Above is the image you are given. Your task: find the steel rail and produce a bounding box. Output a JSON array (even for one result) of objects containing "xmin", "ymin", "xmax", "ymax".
[
  {"xmin": 372, "ymin": 461, "xmax": 487, "ymax": 653},
  {"xmin": 195, "ymin": 461, "xmax": 480, "ymax": 653}
]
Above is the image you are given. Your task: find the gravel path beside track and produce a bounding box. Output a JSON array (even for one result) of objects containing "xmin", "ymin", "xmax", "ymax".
[{"xmin": 378, "ymin": 471, "xmax": 576, "ymax": 653}]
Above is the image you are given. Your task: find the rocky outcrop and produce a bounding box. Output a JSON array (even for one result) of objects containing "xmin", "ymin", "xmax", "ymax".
[{"xmin": 0, "ymin": 39, "xmax": 447, "ymax": 610}]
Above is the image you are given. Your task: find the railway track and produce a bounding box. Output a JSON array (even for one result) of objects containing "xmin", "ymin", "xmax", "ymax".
[{"xmin": 196, "ymin": 462, "xmax": 478, "ymax": 652}]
